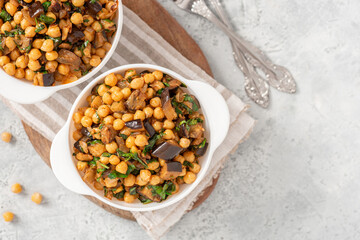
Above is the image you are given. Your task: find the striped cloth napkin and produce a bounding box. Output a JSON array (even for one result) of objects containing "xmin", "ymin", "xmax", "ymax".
[{"xmin": 1, "ymin": 6, "xmax": 255, "ymax": 239}]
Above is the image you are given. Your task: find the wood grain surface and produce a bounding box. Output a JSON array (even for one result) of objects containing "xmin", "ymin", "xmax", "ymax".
[{"xmin": 22, "ymin": 0, "xmax": 218, "ymax": 221}]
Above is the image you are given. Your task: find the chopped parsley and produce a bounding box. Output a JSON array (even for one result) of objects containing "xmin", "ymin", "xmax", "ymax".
[
  {"xmin": 87, "ymin": 139, "xmax": 103, "ymax": 145},
  {"xmin": 42, "ymin": 1, "xmax": 51, "ymax": 12},
  {"xmin": 38, "ymin": 14, "xmax": 55, "ymax": 25},
  {"xmin": 148, "ymin": 181, "xmax": 176, "ymax": 200},
  {"xmin": 143, "ymin": 132, "xmax": 164, "ymax": 154},
  {"xmin": 108, "ymin": 164, "xmax": 136, "ymax": 179},
  {"xmin": 117, "ymin": 150, "xmax": 148, "ymax": 168},
  {"xmin": 0, "ymin": 10, "xmax": 12, "ymax": 22},
  {"xmin": 119, "ymin": 134, "xmax": 128, "ymax": 140},
  {"xmin": 129, "ymin": 187, "xmax": 137, "ymax": 195}
]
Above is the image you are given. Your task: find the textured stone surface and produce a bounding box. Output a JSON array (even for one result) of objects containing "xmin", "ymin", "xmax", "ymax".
[{"xmin": 1, "ymin": 0, "xmax": 360, "ymax": 239}]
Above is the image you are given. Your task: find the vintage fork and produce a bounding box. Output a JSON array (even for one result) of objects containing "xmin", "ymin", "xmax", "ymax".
[
  {"xmin": 208, "ymin": 0, "xmax": 269, "ymax": 107},
  {"xmin": 173, "ymin": 0, "xmax": 297, "ymax": 104}
]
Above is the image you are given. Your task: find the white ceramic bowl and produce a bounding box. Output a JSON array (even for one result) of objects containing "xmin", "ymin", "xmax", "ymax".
[
  {"xmin": 50, "ymin": 64, "xmax": 230, "ymax": 211},
  {"xmin": 0, "ymin": 1, "xmax": 123, "ymax": 104}
]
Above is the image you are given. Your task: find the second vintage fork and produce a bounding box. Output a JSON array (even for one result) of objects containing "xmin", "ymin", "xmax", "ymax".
[{"xmin": 173, "ymin": 0, "xmax": 297, "ymax": 107}]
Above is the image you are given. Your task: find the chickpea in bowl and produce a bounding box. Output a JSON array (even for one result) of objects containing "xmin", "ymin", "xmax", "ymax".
[
  {"xmin": 72, "ymin": 69, "xmax": 208, "ymax": 203},
  {"xmin": 50, "ymin": 64, "xmax": 229, "ymax": 211}
]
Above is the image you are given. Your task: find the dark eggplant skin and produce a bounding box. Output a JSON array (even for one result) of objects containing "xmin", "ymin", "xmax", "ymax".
[
  {"xmin": 144, "ymin": 120, "xmax": 156, "ymax": 137},
  {"xmin": 125, "ymin": 119, "xmax": 143, "ymax": 130},
  {"xmin": 152, "ymin": 141, "xmax": 183, "ymax": 160},
  {"xmin": 86, "ymin": 1, "xmax": 102, "ymax": 17},
  {"xmin": 81, "ymin": 127, "xmax": 92, "ymax": 139},
  {"xmin": 74, "ymin": 140, "xmax": 82, "ymax": 152},
  {"xmin": 140, "ymin": 70, "xmax": 150, "ymax": 76},
  {"xmin": 166, "ymin": 161, "xmax": 182, "ymax": 172},
  {"xmin": 161, "ymin": 87, "xmax": 170, "ymax": 106},
  {"xmin": 29, "ymin": 2, "xmax": 44, "ymax": 18},
  {"xmin": 42, "ymin": 73, "xmax": 55, "ymax": 86},
  {"xmin": 67, "ymin": 27, "xmax": 85, "ymax": 44},
  {"xmin": 195, "ymin": 142, "xmax": 208, "ymax": 156},
  {"xmin": 91, "ymin": 84, "xmax": 101, "ymax": 95}
]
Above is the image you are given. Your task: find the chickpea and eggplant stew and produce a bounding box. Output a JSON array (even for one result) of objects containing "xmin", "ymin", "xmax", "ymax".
[
  {"xmin": 72, "ymin": 69, "xmax": 209, "ymax": 204},
  {"xmin": 0, "ymin": 0, "xmax": 118, "ymax": 86}
]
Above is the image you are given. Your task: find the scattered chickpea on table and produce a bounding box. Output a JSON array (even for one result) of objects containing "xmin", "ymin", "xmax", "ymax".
[{"xmin": 1, "ymin": 131, "xmax": 12, "ymax": 142}]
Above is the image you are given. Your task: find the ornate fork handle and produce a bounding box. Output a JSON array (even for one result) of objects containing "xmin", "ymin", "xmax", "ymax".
[{"xmin": 192, "ymin": 0, "xmax": 296, "ymax": 93}]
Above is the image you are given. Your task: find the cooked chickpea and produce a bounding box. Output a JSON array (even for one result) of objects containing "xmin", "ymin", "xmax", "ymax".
[
  {"xmin": 14, "ymin": 68, "xmax": 25, "ymax": 79},
  {"xmin": 31, "ymin": 192, "xmax": 43, "ymax": 204},
  {"xmin": 135, "ymin": 174, "xmax": 147, "ymax": 186},
  {"xmin": 11, "ymin": 183, "xmax": 22, "ymax": 194},
  {"xmin": 106, "ymin": 141, "xmax": 118, "ymax": 154},
  {"xmin": 9, "ymin": 49, "xmax": 20, "ymax": 61},
  {"xmin": 183, "ymin": 151, "xmax": 195, "ymax": 163},
  {"xmin": 72, "ymin": 112, "xmax": 83, "ymax": 124},
  {"xmin": 72, "ymin": 0, "xmax": 84, "ymax": 7},
  {"xmin": 81, "ymin": 116, "xmax": 92, "ymax": 127},
  {"xmin": 179, "ymin": 138, "xmax": 191, "ymax": 148},
  {"xmin": 57, "ymin": 64, "xmax": 70, "ymax": 75},
  {"xmin": 5, "ymin": 37, "xmax": 16, "ymax": 51},
  {"xmin": 28, "ymin": 60, "xmax": 41, "ymax": 71},
  {"xmin": 163, "ymin": 129, "xmax": 175, "ymax": 140},
  {"xmin": 5, "ymin": 3, "xmax": 17, "ymax": 16},
  {"xmin": 25, "ymin": 26, "xmax": 36, "ymax": 38},
  {"xmin": 90, "ymin": 55, "xmax": 101, "ymax": 67},
  {"xmin": 103, "ymin": 115, "xmax": 114, "ymax": 125},
  {"xmin": 124, "ymin": 192, "xmax": 136, "ymax": 203},
  {"xmin": 1, "ymin": 22, "xmax": 11, "ymax": 33},
  {"xmin": 95, "ymin": 48, "xmax": 106, "ymax": 58},
  {"xmin": 73, "ymin": 130, "xmax": 82, "ymax": 141},
  {"xmin": 144, "ymin": 73, "xmax": 155, "ymax": 83},
  {"xmin": 125, "ymin": 136, "xmax": 136, "ymax": 148},
  {"xmin": 153, "ymin": 107, "xmax": 165, "ymax": 120},
  {"xmin": 113, "ymin": 113, "xmax": 122, "ymax": 119},
  {"xmin": 184, "ymin": 172, "xmax": 196, "ymax": 184},
  {"xmin": 97, "ymin": 84, "xmax": 109, "ymax": 97},
  {"xmin": 135, "ymin": 134, "xmax": 148, "ymax": 147},
  {"xmin": 83, "ymin": 15, "xmax": 94, "ymax": 26},
  {"xmin": 111, "ymin": 91, "xmax": 123, "ymax": 102},
  {"xmin": 116, "ymin": 161, "xmax": 128, "ymax": 174},
  {"xmin": 46, "ymin": 25, "xmax": 61, "ymax": 38},
  {"xmin": 40, "ymin": 39, "xmax": 54, "ymax": 52},
  {"xmin": 140, "ymin": 169, "xmax": 151, "ymax": 182},
  {"xmin": 122, "ymin": 113, "xmax": 133, "ymax": 122},
  {"xmin": 152, "ymin": 121, "xmax": 163, "ymax": 132},
  {"xmin": 147, "ymin": 161, "xmax": 160, "ymax": 171},
  {"xmin": 97, "ymin": 105, "xmax": 110, "ymax": 117},
  {"xmin": 150, "ymin": 97, "xmax": 161, "ymax": 108},
  {"xmin": 163, "ymin": 120, "xmax": 175, "ymax": 129},
  {"xmin": 130, "ymin": 146, "xmax": 138, "ymax": 153},
  {"xmin": 121, "ymin": 88, "xmax": 131, "ymax": 99},
  {"xmin": 1, "ymin": 132, "xmax": 12, "ymax": 143},
  {"xmin": 32, "ymin": 39, "xmax": 44, "ymax": 49},
  {"xmin": 134, "ymin": 110, "xmax": 145, "ymax": 121},
  {"xmin": 103, "ymin": 42, "xmax": 112, "ymax": 51},
  {"xmin": 3, "ymin": 212, "xmax": 14, "ymax": 222},
  {"xmin": 159, "ymin": 158, "xmax": 166, "ymax": 166},
  {"xmin": 145, "ymin": 88, "xmax": 155, "ymax": 99},
  {"xmin": 13, "ymin": 12, "xmax": 23, "ymax": 24},
  {"xmin": 84, "ymin": 108, "xmax": 96, "ymax": 117},
  {"xmin": 45, "ymin": 61, "xmax": 58, "ymax": 73},
  {"xmin": 109, "ymin": 155, "xmax": 120, "ymax": 165},
  {"xmin": 28, "ymin": 48, "xmax": 41, "ymax": 60},
  {"xmin": 91, "ymin": 21, "xmax": 102, "ymax": 32},
  {"xmin": 45, "ymin": 51, "xmax": 58, "ymax": 61},
  {"xmin": 25, "ymin": 68, "xmax": 36, "ymax": 81},
  {"xmin": 3, "ymin": 63, "xmax": 15, "ymax": 76},
  {"xmin": 149, "ymin": 175, "xmax": 161, "ymax": 185},
  {"xmin": 124, "ymin": 174, "xmax": 136, "ymax": 186},
  {"xmin": 46, "ymin": 12, "xmax": 56, "ymax": 22},
  {"xmin": 15, "ymin": 55, "xmax": 28, "ymax": 69},
  {"xmin": 102, "ymin": 92, "xmax": 113, "ymax": 105},
  {"xmin": 105, "ymin": 73, "xmax": 117, "ymax": 86},
  {"xmin": 190, "ymin": 163, "xmax": 201, "ymax": 174},
  {"xmin": 130, "ymin": 77, "xmax": 144, "ymax": 89},
  {"xmin": 152, "ymin": 70, "xmax": 163, "ymax": 81},
  {"xmin": 91, "ymin": 96, "xmax": 102, "ymax": 109},
  {"xmin": 174, "ymin": 155, "xmax": 185, "ymax": 164},
  {"xmin": 77, "ymin": 161, "xmax": 88, "ymax": 171},
  {"xmin": 0, "ymin": 56, "xmax": 10, "ymax": 66},
  {"xmin": 71, "ymin": 12, "xmax": 83, "ymax": 24},
  {"xmin": 143, "ymin": 107, "xmax": 154, "ymax": 118},
  {"xmin": 113, "ymin": 119, "xmax": 125, "ymax": 130}
]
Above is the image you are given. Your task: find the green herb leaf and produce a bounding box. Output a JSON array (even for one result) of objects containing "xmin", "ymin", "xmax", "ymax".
[
  {"xmin": 199, "ymin": 138, "xmax": 207, "ymax": 148},
  {"xmin": 103, "ymin": 19, "xmax": 113, "ymax": 23},
  {"xmin": 99, "ymin": 123, "xmax": 104, "ymax": 129},
  {"xmin": 117, "ymin": 150, "xmax": 148, "ymax": 168},
  {"xmin": 84, "ymin": 19, "xmax": 89, "ymax": 23},
  {"xmin": 184, "ymin": 94, "xmax": 199, "ymax": 111},
  {"xmin": 38, "ymin": 14, "xmax": 55, "ymax": 24},
  {"xmin": 42, "ymin": 1, "xmax": 51, "ymax": 12},
  {"xmin": 99, "ymin": 163, "xmax": 109, "ymax": 169},
  {"xmin": 129, "ymin": 187, "xmax": 137, "ymax": 195},
  {"xmin": 149, "ymin": 181, "xmax": 176, "ymax": 200},
  {"xmin": 79, "ymin": 40, "xmax": 90, "ymax": 56},
  {"xmin": 163, "ymin": 82, "xmax": 170, "ymax": 87},
  {"xmin": 143, "ymin": 133, "xmax": 164, "ymax": 154},
  {"xmin": 113, "ymin": 190, "xmax": 125, "ymax": 199},
  {"xmin": 101, "ymin": 152, "xmax": 112, "ymax": 157},
  {"xmin": 87, "ymin": 139, "xmax": 103, "ymax": 145},
  {"xmin": 45, "ymin": 36, "xmax": 62, "ymax": 45},
  {"xmin": 0, "ymin": 10, "xmax": 12, "ymax": 22},
  {"xmin": 138, "ymin": 195, "xmax": 152, "ymax": 204},
  {"xmin": 156, "ymin": 88, "xmax": 164, "ymax": 95},
  {"xmin": 82, "ymin": 70, "xmax": 89, "ymax": 76},
  {"xmin": 90, "ymin": 0, "xmax": 97, "ymax": 3},
  {"xmin": 89, "ymin": 157, "xmax": 99, "ymax": 167},
  {"xmin": 35, "ymin": 23, "xmax": 46, "ymax": 33},
  {"xmin": 119, "ymin": 134, "xmax": 128, "ymax": 140},
  {"xmin": 108, "ymin": 164, "xmax": 136, "ymax": 179},
  {"xmin": 103, "ymin": 187, "xmax": 108, "ymax": 196},
  {"xmin": 183, "ymin": 161, "xmax": 194, "ymax": 168}
]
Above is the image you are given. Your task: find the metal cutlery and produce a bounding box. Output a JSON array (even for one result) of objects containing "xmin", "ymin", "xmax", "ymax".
[{"xmin": 173, "ymin": 0, "xmax": 297, "ymax": 107}]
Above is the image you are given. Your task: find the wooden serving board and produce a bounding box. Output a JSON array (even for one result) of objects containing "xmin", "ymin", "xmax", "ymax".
[{"xmin": 22, "ymin": 0, "xmax": 218, "ymax": 221}]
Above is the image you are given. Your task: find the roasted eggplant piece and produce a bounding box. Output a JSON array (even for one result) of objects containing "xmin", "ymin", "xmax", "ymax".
[
  {"xmin": 125, "ymin": 119, "xmax": 143, "ymax": 130},
  {"xmin": 144, "ymin": 120, "xmax": 156, "ymax": 137},
  {"xmin": 161, "ymin": 87, "xmax": 176, "ymax": 121},
  {"xmin": 168, "ymin": 79, "xmax": 182, "ymax": 90},
  {"xmin": 176, "ymin": 118, "xmax": 189, "ymax": 138},
  {"xmin": 29, "ymin": 1, "xmax": 44, "ymax": 18},
  {"xmin": 137, "ymin": 186, "xmax": 161, "ymax": 202},
  {"xmin": 74, "ymin": 138, "xmax": 88, "ymax": 153},
  {"xmin": 57, "ymin": 49, "xmax": 81, "ymax": 67},
  {"xmin": 86, "ymin": 1, "xmax": 102, "ymax": 17},
  {"xmin": 125, "ymin": 90, "xmax": 146, "ymax": 111},
  {"xmin": 42, "ymin": 73, "xmax": 55, "ymax": 86},
  {"xmin": 67, "ymin": 26, "xmax": 85, "ymax": 44},
  {"xmin": 81, "ymin": 127, "xmax": 92, "ymax": 139},
  {"xmin": 115, "ymin": 136, "xmax": 129, "ymax": 153},
  {"xmin": 100, "ymin": 125, "xmax": 117, "ymax": 144},
  {"xmin": 152, "ymin": 141, "xmax": 183, "ymax": 160},
  {"xmin": 195, "ymin": 142, "xmax": 208, "ymax": 156},
  {"xmin": 159, "ymin": 161, "xmax": 182, "ymax": 180}
]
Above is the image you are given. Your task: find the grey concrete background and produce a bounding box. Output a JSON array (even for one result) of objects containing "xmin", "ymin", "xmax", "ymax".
[{"xmin": 1, "ymin": 0, "xmax": 360, "ymax": 239}]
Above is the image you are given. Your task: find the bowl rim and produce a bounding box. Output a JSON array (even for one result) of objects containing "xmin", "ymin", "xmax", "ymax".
[
  {"xmin": 51, "ymin": 63, "xmax": 229, "ymax": 211},
  {"xmin": 0, "ymin": 1, "xmax": 123, "ymax": 104}
]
